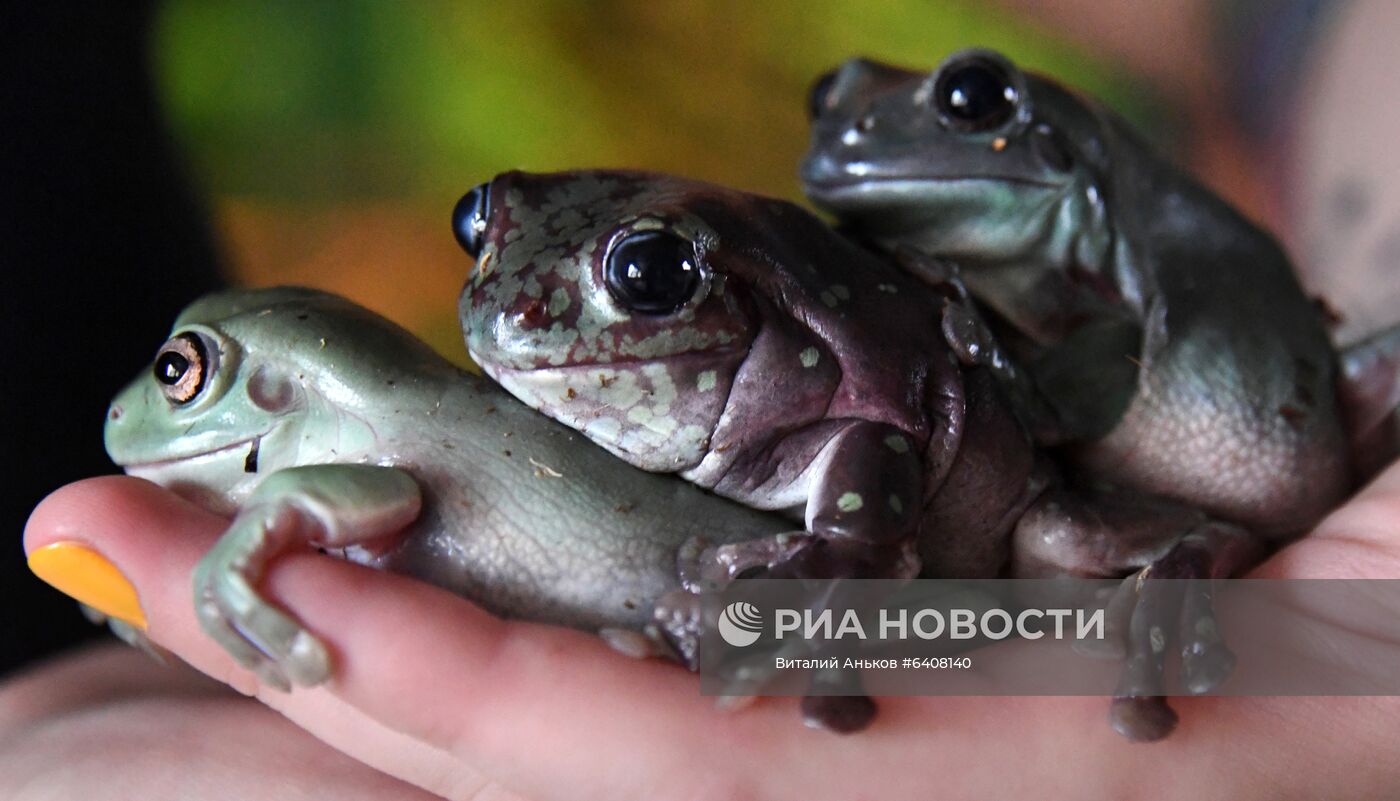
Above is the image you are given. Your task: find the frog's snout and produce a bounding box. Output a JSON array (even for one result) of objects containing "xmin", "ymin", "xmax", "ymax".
[{"xmin": 452, "ymin": 182, "xmax": 490, "ymax": 259}]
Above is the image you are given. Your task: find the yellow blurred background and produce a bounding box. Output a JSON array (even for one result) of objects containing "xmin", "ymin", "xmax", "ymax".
[{"xmin": 151, "ymin": 0, "xmax": 1162, "ymax": 364}]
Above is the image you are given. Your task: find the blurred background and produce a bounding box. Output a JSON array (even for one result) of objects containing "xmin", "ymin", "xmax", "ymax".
[
  {"xmin": 148, "ymin": 0, "xmax": 1159, "ymax": 363},
  {"xmin": 5, "ymin": 0, "xmax": 1395, "ymax": 675}
]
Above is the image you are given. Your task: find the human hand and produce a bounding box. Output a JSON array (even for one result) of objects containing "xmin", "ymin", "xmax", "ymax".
[
  {"xmin": 20, "ymin": 467, "xmax": 1400, "ymax": 800},
  {"xmin": 0, "ymin": 642, "xmax": 447, "ymax": 800}
]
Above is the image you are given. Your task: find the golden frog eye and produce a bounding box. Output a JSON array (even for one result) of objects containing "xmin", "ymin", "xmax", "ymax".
[{"xmin": 153, "ymin": 332, "xmax": 209, "ymax": 404}]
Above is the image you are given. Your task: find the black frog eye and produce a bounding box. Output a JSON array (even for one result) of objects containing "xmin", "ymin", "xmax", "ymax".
[
  {"xmin": 452, "ymin": 182, "xmax": 490, "ymax": 259},
  {"xmin": 932, "ymin": 53, "xmax": 1020, "ymax": 132},
  {"xmin": 604, "ymin": 230, "xmax": 702, "ymax": 315},
  {"xmin": 153, "ymin": 332, "xmax": 209, "ymax": 404}
]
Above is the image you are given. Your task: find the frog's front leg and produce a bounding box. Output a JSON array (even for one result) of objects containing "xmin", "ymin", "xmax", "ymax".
[
  {"xmin": 684, "ymin": 422, "xmax": 924, "ymax": 584},
  {"xmin": 755, "ymin": 423, "xmax": 924, "ymax": 733},
  {"xmin": 780, "ymin": 422, "xmax": 925, "ymax": 579},
  {"xmin": 193, "ymin": 464, "xmax": 421, "ymax": 690}
]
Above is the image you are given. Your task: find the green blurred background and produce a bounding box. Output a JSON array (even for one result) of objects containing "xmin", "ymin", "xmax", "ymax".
[{"xmin": 150, "ymin": 0, "xmax": 1161, "ymax": 365}]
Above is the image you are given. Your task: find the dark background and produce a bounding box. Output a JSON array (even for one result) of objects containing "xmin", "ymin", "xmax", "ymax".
[{"xmin": 0, "ymin": 3, "xmax": 223, "ymax": 676}]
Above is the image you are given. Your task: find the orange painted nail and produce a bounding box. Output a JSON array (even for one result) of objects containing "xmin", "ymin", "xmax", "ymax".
[{"xmin": 28, "ymin": 542, "xmax": 147, "ymax": 630}]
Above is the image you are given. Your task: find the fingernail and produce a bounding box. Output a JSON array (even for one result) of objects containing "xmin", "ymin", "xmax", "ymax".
[{"xmin": 28, "ymin": 542, "xmax": 147, "ymax": 630}]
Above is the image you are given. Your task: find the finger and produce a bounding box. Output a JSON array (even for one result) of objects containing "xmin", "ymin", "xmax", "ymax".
[
  {"xmin": 23, "ymin": 477, "xmax": 504, "ymax": 800},
  {"xmin": 1253, "ymin": 459, "xmax": 1400, "ymax": 579},
  {"xmin": 0, "ymin": 645, "xmax": 450, "ymax": 801}
]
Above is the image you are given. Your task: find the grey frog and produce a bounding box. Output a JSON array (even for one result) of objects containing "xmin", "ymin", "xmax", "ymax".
[{"xmin": 803, "ymin": 49, "xmax": 1400, "ymax": 538}]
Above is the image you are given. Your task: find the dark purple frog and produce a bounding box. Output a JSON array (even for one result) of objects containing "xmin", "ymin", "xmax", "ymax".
[{"xmin": 453, "ymin": 170, "xmax": 1257, "ymax": 740}]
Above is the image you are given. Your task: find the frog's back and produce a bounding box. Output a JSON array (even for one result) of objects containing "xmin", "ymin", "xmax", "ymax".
[{"xmin": 367, "ymin": 372, "xmax": 788, "ymax": 629}]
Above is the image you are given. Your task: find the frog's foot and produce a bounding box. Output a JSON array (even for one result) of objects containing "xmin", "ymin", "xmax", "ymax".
[
  {"xmin": 192, "ymin": 465, "xmax": 421, "ymax": 691},
  {"xmin": 194, "ymin": 504, "xmax": 333, "ymax": 692},
  {"xmin": 677, "ymin": 532, "xmax": 816, "ymax": 592},
  {"xmin": 1109, "ymin": 522, "xmax": 1258, "ymax": 742},
  {"xmin": 643, "ymin": 589, "xmax": 706, "ymax": 668}
]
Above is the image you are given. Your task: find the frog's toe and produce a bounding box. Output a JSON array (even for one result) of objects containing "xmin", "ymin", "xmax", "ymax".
[
  {"xmin": 195, "ymin": 567, "xmax": 330, "ymax": 689},
  {"xmin": 1073, "ymin": 575, "xmax": 1135, "ymax": 659},
  {"xmin": 1179, "ymin": 580, "xmax": 1234, "ymax": 694},
  {"xmin": 79, "ymin": 601, "xmax": 108, "ymax": 626},
  {"xmin": 649, "ymin": 590, "xmax": 706, "ymax": 668},
  {"xmin": 195, "ymin": 591, "xmax": 287, "ymax": 686},
  {"xmin": 79, "ymin": 602, "xmax": 171, "ymax": 665},
  {"xmin": 107, "ymin": 617, "xmax": 171, "ymax": 665},
  {"xmin": 1108, "ymin": 696, "xmax": 1178, "ymax": 742},
  {"xmin": 801, "ymin": 695, "xmax": 878, "ymax": 734},
  {"xmin": 1181, "ymin": 642, "xmax": 1234, "ymax": 696},
  {"xmin": 598, "ymin": 627, "xmax": 678, "ymax": 661},
  {"xmin": 800, "ymin": 664, "xmax": 878, "ymax": 734},
  {"xmin": 678, "ymin": 532, "xmax": 815, "ymax": 591}
]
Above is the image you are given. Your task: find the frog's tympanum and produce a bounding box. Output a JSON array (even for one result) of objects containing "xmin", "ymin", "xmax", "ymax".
[
  {"xmin": 455, "ymin": 169, "xmax": 1257, "ymax": 740},
  {"xmin": 104, "ymin": 287, "xmax": 788, "ymax": 690},
  {"xmin": 803, "ymin": 48, "xmax": 1400, "ymax": 536}
]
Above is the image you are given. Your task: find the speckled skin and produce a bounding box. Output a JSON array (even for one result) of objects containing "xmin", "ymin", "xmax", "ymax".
[
  {"xmin": 456, "ymin": 170, "xmax": 1270, "ymax": 740},
  {"xmin": 104, "ymin": 288, "xmax": 787, "ymax": 688},
  {"xmin": 459, "ymin": 170, "xmax": 1046, "ymax": 583},
  {"xmin": 803, "ymin": 51, "xmax": 1352, "ymax": 539}
]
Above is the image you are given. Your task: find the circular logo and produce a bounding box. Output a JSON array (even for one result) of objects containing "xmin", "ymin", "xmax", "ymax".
[{"xmin": 718, "ymin": 601, "xmax": 764, "ymax": 647}]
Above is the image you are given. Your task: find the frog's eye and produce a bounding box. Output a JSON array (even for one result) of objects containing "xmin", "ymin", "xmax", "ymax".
[
  {"xmin": 931, "ymin": 53, "xmax": 1020, "ymax": 133},
  {"xmin": 808, "ymin": 68, "xmax": 839, "ymax": 119},
  {"xmin": 153, "ymin": 332, "xmax": 209, "ymax": 405},
  {"xmin": 604, "ymin": 230, "xmax": 702, "ymax": 315},
  {"xmin": 452, "ymin": 182, "xmax": 490, "ymax": 259}
]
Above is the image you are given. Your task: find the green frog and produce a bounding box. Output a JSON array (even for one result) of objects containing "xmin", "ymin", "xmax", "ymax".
[{"xmin": 103, "ymin": 287, "xmax": 788, "ymax": 691}]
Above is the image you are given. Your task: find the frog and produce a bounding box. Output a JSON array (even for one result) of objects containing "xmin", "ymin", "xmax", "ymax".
[
  {"xmin": 103, "ymin": 286, "xmax": 792, "ymax": 691},
  {"xmin": 454, "ymin": 169, "xmax": 1260, "ymax": 740},
  {"xmin": 802, "ymin": 48, "xmax": 1400, "ymax": 540}
]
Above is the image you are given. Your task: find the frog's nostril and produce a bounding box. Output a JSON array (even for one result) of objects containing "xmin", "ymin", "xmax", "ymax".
[
  {"xmin": 840, "ymin": 116, "xmax": 874, "ymax": 146},
  {"xmin": 516, "ymin": 298, "xmax": 549, "ymax": 330},
  {"xmin": 452, "ymin": 183, "xmax": 490, "ymax": 259},
  {"xmin": 108, "ymin": 405, "xmax": 122, "ymax": 421}
]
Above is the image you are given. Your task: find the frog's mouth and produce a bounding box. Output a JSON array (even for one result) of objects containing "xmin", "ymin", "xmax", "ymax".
[
  {"xmin": 804, "ymin": 174, "xmax": 1062, "ymax": 196},
  {"xmin": 801, "ymin": 153, "xmax": 1062, "ymax": 196},
  {"xmin": 118, "ymin": 434, "xmax": 267, "ymax": 475}
]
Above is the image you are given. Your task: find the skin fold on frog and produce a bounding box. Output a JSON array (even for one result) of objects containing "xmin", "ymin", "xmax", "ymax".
[
  {"xmin": 454, "ymin": 169, "xmax": 1260, "ymax": 740},
  {"xmin": 803, "ymin": 48, "xmax": 1400, "ymax": 537},
  {"xmin": 103, "ymin": 287, "xmax": 791, "ymax": 691}
]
